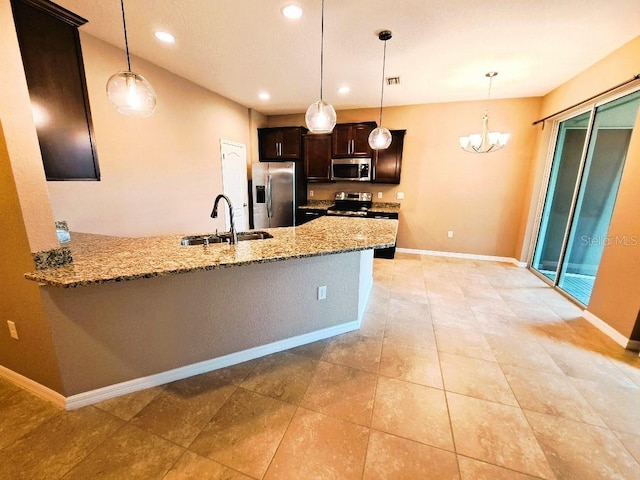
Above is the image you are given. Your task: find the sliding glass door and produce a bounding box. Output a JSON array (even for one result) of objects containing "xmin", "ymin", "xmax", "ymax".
[{"xmin": 532, "ymin": 90, "xmax": 640, "ymax": 305}]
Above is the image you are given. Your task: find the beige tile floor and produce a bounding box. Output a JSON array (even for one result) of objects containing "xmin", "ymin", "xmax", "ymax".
[{"xmin": 1, "ymin": 254, "xmax": 639, "ymax": 479}]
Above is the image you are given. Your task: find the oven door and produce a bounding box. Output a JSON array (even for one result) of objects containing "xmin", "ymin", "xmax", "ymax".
[{"xmin": 330, "ymin": 158, "xmax": 371, "ymax": 181}]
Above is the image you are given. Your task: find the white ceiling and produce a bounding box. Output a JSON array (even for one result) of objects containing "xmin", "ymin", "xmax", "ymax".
[{"xmin": 54, "ymin": 0, "xmax": 640, "ymax": 115}]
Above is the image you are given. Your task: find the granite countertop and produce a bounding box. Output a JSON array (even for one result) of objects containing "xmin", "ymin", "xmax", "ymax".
[
  {"xmin": 298, "ymin": 200, "xmax": 335, "ymax": 210},
  {"xmin": 299, "ymin": 200, "xmax": 401, "ymax": 214},
  {"xmin": 24, "ymin": 216, "xmax": 398, "ymax": 288},
  {"xmin": 368, "ymin": 203, "xmax": 401, "ymax": 214}
]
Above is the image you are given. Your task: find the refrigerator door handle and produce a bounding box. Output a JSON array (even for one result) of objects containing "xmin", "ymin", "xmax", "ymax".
[{"xmin": 266, "ymin": 174, "xmax": 273, "ymax": 218}]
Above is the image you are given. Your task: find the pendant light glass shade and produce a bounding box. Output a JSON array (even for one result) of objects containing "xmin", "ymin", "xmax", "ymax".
[
  {"xmin": 106, "ymin": 0, "xmax": 157, "ymax": 117},
  {"xmin": 305, "ymin": 100, "xmax": 337, "ymax": 134},
  {"xmin": 306, "ymin": 0, "xmax": 336, "ymax": 133},
  {"xmin": 368, "ymin": 126, "xmax": 392, "ymax": 149},
  {"xmin": 459, "ymin": 72, "xmax": 509, "ymax": 153},
  {"xmin": 106, "ymin": 71, "xmax": 157, "ymax": 117},
  {"xmin": 369, "ymin": 30, "xmax": 392, "ymax": 150}
]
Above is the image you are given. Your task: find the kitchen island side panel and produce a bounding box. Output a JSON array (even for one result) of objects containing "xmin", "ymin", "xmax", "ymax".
[{"xmin": 39, "ymin": 251, "xmax": 363, "ymax": 397}]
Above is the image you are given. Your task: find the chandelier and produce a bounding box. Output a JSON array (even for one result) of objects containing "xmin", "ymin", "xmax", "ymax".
[{"xmin": 459, "ymin": 72, "xmax": 509, "ymax": 153}]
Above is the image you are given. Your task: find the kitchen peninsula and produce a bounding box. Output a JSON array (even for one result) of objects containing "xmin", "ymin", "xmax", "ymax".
[{"xmin": 24, "ymin": 216, "xmax": 397, "ymax": 409}]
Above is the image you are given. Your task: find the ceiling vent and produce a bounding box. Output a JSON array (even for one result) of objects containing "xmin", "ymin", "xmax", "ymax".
[{"xmin": 386, "ymin": 76, "xmax": 400, "ymax": 86}]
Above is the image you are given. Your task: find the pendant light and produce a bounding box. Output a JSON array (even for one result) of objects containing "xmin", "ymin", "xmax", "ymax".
[
  {"xmin": 305, "ymin": 0, "xmax": 336, "ymax": 133},
  {"xmin": 368, "ymin": 30, "xmax": 393, "ymax": 150},
  {"xmin": 106, "ymin": 0, "xmax": 157, "ymax": 117},
  {"xmin": 459, "ymin": 72, "xmax": 509, "ymax": 153}
]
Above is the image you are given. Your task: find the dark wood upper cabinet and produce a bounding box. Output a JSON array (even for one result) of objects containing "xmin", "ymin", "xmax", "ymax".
[
  {"xmin": 11, "ymin": 0, "xmax": 100, "ymax": 181},
  {"xmin": 304, "ymin": 134, "xmax": 333, "ymax": 182},
  {"xmin": 331, "ymin": 122, "xmax": 376, "ymax": 158},
  {"xmin": 373, "ymin": 130, "xmax": 406, "ymax": 184},
  {"xmin": 258, "ymin": 127, "xmax": 307, "ymax": 161}
]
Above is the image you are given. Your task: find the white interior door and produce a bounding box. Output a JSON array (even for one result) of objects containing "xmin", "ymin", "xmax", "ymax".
[{"xmin": 220, "ymin": 139, "xmax": 249, "ymax": 231}]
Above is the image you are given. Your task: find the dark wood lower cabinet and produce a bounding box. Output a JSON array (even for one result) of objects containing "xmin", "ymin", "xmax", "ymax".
[{"xmin": 11, "ymin": 0, "xmax": 100, "ymax": 180}]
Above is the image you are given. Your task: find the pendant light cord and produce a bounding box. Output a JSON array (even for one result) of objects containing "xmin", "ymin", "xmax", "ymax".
[
  {"xmin": 319, "ymin": 0, "xmax": 325, "ymax": 101},
  {"xmin": 378, "ymin": 38, "xmax": 388, "ymax": 126},
  {"xmin": 120, "ymin": 0, "xmax": 131, "ymax": 71}
]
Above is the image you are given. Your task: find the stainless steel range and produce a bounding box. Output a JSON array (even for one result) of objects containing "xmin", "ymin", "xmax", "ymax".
[
  {"xmin": 326, "ymin": 192, "xmax": 372, "ymax": 217},
  {"xmin": 326, "ymin": 191, "xmax": 396, "ymax": 258}
]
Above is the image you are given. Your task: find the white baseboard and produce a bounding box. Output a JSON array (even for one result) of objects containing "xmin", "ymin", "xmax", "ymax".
[
  {"xmin": 582, "ymin": 310, "xmax": 638, "ymax": 351},
  {"xmin": 64, "ymin": 320, "xmax": 360, "ymax": 410},
  {"xmin": 0, "ymin": 365, "xmax": 66, "ymax": 408},
  {"xmin": 396, "ymin": 248, "xmax": 527, "ymax": 267}
]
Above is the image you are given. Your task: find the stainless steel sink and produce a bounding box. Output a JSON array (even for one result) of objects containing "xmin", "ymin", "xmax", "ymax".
[
  {"xmin": 180, "ymin": 231, "xmax": 273, "ymax": 246},
  {"xmin": 180, "ymin": 235, "xmax": 224, "ymax": 246},
  {"xmin": 233, "ymin": 231, "xmax": 274, "ymax": 241}
]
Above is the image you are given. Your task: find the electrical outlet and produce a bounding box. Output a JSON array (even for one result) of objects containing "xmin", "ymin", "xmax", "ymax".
[
  {"xmin": 377, "ymin": 192, "xmax": 383, "ymax": 199},
  {"xmin": 448, "ymin": 231, "xmax": 454, "ymax": 238},
  {"xmin": 7, "ymin": 321, "xmax": 18, "ymax": 340},
  {"xmin": 309, "ymin": 190, "xmax": 314, "ymax": 197},
  {"xmin": 317, "ymin": 285, "xmax": 327, "ymax": 300},
  {"xmin": 396, "ymin": 192, "xmax": 405, "ymax": 200}
]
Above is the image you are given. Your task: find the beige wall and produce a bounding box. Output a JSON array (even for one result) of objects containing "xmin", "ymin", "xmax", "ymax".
[
  {"xmin": 524, "ymin": 35, "xmax": 640, "ymax": 341},
  {"xmin": 42, "ymin": 252, "xmax": 362, "ymax": 396},
  {"xmin": 0, "ymin": 0, "xmax": 58, "ymax": 253},
  {"xmin": 248, "ymin": 109, "xmax": 268, "ymax": 179},
  {"xmin": 0, "ymin": 123, "xmax": 64, "ymax": 392},
  {"xmin": 46, "ymin": 33, "xmax": 251, "ymax": 238},
  {"xmin": 269, "ymin": 98, "xmax": 541, "ymax": 258},
  {"xmin": 587, "ymin": 107, "xmax": 640, "ymax": 339},
  {"xmin": 541, "ymin": 36, "xmax": 640, "ymax": 120}
]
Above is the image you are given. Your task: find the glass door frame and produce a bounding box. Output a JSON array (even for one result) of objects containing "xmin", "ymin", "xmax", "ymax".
[{"xmin": 527, "ymin": 84, "xmax": 640, "ymax": 306}]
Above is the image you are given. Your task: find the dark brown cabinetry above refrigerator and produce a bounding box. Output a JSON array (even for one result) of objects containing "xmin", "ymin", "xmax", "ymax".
[
  {"xmin": 372, "ymin": 130, "xmax": 406, "ymax": 184},
  {"xmin": 331, "ymin": 122, "xmax": 376, "ymax": 158},
  {"xmin": 258, "ymin": 127, "xmax": 307, "ymax": 161},
  {"xmin": 304, "ymin": 133, "xmax": 332, "ymax": 182}
]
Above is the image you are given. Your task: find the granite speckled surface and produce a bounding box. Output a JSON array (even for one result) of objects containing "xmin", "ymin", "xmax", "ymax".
[
  {"xmin": 298, "ymin": 201, "xmax": 401, "ymax": 214},
  {"xmin": 368, "ymin": 202, "xmax": 401, "ymax": 214},
  {"xmin": 24, "ymin": 216, "xmax": 398, "ymax": 288},
  {"xmin": 298, "ymin": 200, "xmax": 335, "ymax": 210},
  {"xmin": 32, "ymin": 246, "xmax": 73, "ymax": 270}
]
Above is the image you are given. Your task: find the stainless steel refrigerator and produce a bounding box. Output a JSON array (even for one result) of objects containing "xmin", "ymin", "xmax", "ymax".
[{"xmin": 251, "ymin": 162, "xmax": 307, "ymax": 228}]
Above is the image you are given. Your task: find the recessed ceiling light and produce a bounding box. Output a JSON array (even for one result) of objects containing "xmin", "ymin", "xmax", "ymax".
[
  {"xmin": 154, "ymin": 31, "xmax": 175, "ymax": 43},
  {"xmin": 259, "ymin": 92, "xmax": 270, "ymax": 100},
  {"xmin": 281, "ymin": 4, "xmax": 303, "ymax": 19},
  {"xmin": 338, "ymin": 86, "xmax": 350, "ymax": 94}
]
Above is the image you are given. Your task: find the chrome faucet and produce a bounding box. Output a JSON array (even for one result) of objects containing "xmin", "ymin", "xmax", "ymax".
[{"xmin": 211, "ymin": 194, "xmax": 238, "ymax": 245}]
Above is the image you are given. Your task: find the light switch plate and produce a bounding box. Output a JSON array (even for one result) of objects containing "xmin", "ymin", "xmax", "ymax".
[
  {"xmin": 7, "ymin": 321, "xmax": 18, "ymax": 340},
  {"xmin": 317, "ymin": 285, "xmax": 327, "ymax": 300}
]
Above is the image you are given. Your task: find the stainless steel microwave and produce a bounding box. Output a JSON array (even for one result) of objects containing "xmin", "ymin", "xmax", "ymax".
[{"xmin": 330, "ymin": 158, "xmax": 371, "ymax": 182}]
